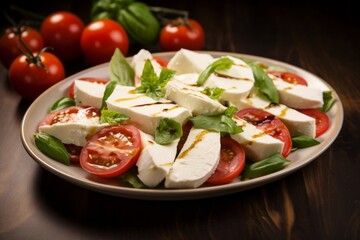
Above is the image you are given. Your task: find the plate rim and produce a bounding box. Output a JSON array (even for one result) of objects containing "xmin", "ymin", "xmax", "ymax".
[{"xmin": 21, "ymin": 51, "xmax": 344, "ymax": 200}]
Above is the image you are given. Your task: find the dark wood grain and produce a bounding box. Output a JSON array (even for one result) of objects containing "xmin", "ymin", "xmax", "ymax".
[{"xmin": 0, "ymin": 0, "xmax": 359, "ymax": 239}]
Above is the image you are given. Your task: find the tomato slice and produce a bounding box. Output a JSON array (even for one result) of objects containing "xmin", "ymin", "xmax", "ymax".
[
  {"xmin": 206, "ymin": 136, "xmax": 245, "ymax": 185},
  {"xmin": 153, "ymin": 56, "xmax": 169, "ymax": 67},
  {"xmin": 68, "ymin": 77, "xmax": 109, "ymax": 98},
  {"xmin": 235, "ymin": 108, "xmax": 292, "ymax": 157},
  {"xmin": 267, "ymin": 71, "xmax": 308, "ymax": 86},
  {"xmin": 298, "ymin": 109, "xmax": 330, "ymax": 137},
  {"xmin": 80, "ymin": 125, "xmax": 142, "ymax": 178},
  {"xmin": 64, "ymin": 144, "xmax": 82, "ymax": 162},
  {"xmin": 39, "ymin": 106, "xmax": 100, "ymax": 127}
]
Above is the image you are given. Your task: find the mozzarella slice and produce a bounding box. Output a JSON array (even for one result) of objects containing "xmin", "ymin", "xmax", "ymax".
[
  {"xmin": 136, "ymin": 132, "xmax": 178, "ymax": 187},
  {"xmin": 233, "ymin": 93, "xmax": 316, "ymax": 138},
  {"xmin": 39, "ymin": 108, "xmax": 108, "ymax": 146},
  {"xmin": 74, "ymin": 80, "xmax": 106, "ymax": 109},
  {"xmin": 130, "ymin": 49, "xmax": 162, "ymax": 86},
  {"xmin": 106, "ymin": 85, "xmax": 191, "ymax": 135},
  {"xmin": 165, "ymin": 78, "xmax": 226, "ymax": 116},
  {"xmin": 204, "ymin": 56, "xmax": 254, "ymax": 105},
  {"xmin": 167, "ymin": 49, "xmax": 214, "ymax": 74},
  {"xmin": 230, "ymin": 116, "xmax": 284, "ymax": 162},
  {"xmin": 165, "ymin": 127, "xmax": 221, "ymax": 188},
  {"xmin": 270, "ymin": 74, "xmax": 323, "ymax": 109}
]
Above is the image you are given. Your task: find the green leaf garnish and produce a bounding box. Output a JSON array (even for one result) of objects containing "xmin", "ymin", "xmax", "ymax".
[
  {"xmin": 201, "ymin": 87, "xmax": 225, "ymax": 99},
  {"xmin": 101, "ymin": 81, "xmax": 117, "ymax": 110},
  {"xmin": 135, "ymin": 60, "xmax": 176, "ymax": 100},
  {"xmin": 34, "ymin": 133, "xmax": 70, "ymax": 166},
  {"xmin": 242, "ymin": 153, "xmax": 290, "ymax": 179},
  {"xmin": 322, "ymin": 91, "xmax": 335, "ymax": 112},
  {"xmin": 189, "ymin": 107, "xmax": 243, "ymax": 135},
  {"xmin": 100, "ymin": 109, "xmax": 129, "ymax": 124},
  {"xmin": 197, "ymin": 57, "xmax": 234, "ymax": 86},
  {"xmin": 119, "ymin": 167, "xmax": 147, "ymax": 188},
  {"xmin": 109, "ymin": 48, "xmax": 135, "ymax": 86},
  {"xmin": 250, "ymin": 63, "xmax": 279, "ymax": 104},
  {"xmin": 291, "ymin": 135, "xmax": 320, "ymax": 150},
  {"xmin": 155, "ymin": 118, "xmax": 183, "ymax": 145},
  {"xmin": 50, "ymin": 97, "xmax": 75, "ymax": 112}
]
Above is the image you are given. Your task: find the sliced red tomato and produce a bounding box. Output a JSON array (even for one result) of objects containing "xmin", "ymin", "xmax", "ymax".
[
  {"xmin": 298, "ymin": 109, "xmax": 330, "ymax": 137},
  {"xmin": 68, "ymin": 77, "xmax": 109, "ymax": 98},
  {"xmin": 235, "ymin": 108, "xmax": 292, "ymax": 157},
  {"xmin": 153, "ymin": 56, "xmax": 169, "ymax": 67},
  {"xmin": 64, "ymin": 144, "xmax": 83, "ymax": 162},
  {"xmin": 267, "ymin": 71, "xmax": 308, "ymax": 86},
  {"xmin": 39, "ymin": 106, "xmax": 100, "ymax": 127},
  {"xmin": 80, "ymin": 125, "xmax": 142, "ymax": 178},
  {"xmin": 207, "ymin": 136, "xmax": 246, "ymax": 185}
]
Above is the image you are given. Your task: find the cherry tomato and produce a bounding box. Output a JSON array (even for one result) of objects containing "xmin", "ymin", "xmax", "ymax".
[
  {"xmin": 9, "ymin": 52, "xmax": 65, "ymax": 100},
  {"xmin": 41, "ymin": 11, "xmax": 84, "ymax": 61},
  {"xmin": 298, "ymin": 109, "xmax": 330, "ymax": 137},
  {"xmin": 81, "ymin": 19, "xmax": 129, "ymax": 66},
  {"xmin": 160, "ymin": 18, "xmax": 205, "ymax": 51},
  {"xmin": 267, "ymin": 71, "xmax": 308, "ymax": 86},
  {"xmin": 80, "ymin": 124, "xmax": 142, "ymax": 178},
  {"xmin": 236, "ymin": 108, "xmax": 292, "ymax": 157},
  {"xmin": 68, "ymin": 77, "xmax": 109, "ymax": 98},
  {"xmin": 0, "ymin": 26, "xmax": 44, "ymax": 68},
  {"xmin": 153, "ymin": 56, "xmax": 169, "ymax": 67},
  {"xmin": 206, "ymin": 136, "xmax": 246, "ymax": 185}
]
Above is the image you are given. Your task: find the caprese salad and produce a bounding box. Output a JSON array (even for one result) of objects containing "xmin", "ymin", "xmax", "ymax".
[{"xmin": 34, "ymin": 48, "xmax": 334, "ymax": 189}]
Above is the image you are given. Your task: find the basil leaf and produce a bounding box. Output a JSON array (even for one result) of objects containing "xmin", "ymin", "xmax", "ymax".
[
  {"xmin": 109, "ymin": 48, "xmax": 134, "ymax": 86},
  {"xmin": 155, "ymin": 118, "xmax": 183, "ymax": 145},
  {"xmin": 322, "ymin": 91, "xmax": 335, "ymax": 112},
  {"xmin": 34, "ymin": 133, "xmax": 70, "ymax": 166},
  {"xmin": 250, "ymin": 63, "xmax": 279, "ymax": 104},
  {"xmin": 119, "ymin": 166, "xmax": 147, "ymax": 188},
  {"xmin": 101, "ymin": 81, "xmax": 117, "ymax": 110},
  {"xmin": 197, "ymin": 58, "xmax": 234, "ymax": 86},
  {"xmin": 50, "ymin": 97, "xmax": 75, "ymax": 112},
  {"xmin": 135, "ymin": 60, "xmax": 175, "ymax": 100},
  {"xmin": 224, "ymin": 106, "xmax": 238, "ymax": 118},
  {"xmin": 292, "ymin": 135, "xmax": 320, "ymax": 149},
  {"xmin": 189, "ymin": 109, "xmax": 243, "ymax": 135},
  {"xmin": 117, "ymin": 2, "xmax": 160, "ymax": 45},
  {"xmin": 201, "ymin": 87, "xmax": 225, "ymax": 99},
  {"xmin": 100, "ymin": 109, "xmax": 129, "ymax": 124},
  {"xmin": 242, "ymin": 153, "xmax": 290, "ymax": 179}
]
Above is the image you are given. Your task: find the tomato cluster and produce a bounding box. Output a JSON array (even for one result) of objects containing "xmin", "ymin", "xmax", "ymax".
[{"xmin": 1, "ymin": 11, "xmax": 130, "ymax": 101}]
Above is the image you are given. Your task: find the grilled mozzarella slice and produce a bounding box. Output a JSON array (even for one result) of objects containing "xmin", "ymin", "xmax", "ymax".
[
  {"xmin": 106, "ymin": 85, "xmax": 191, "ymax": 135},
  {"xmin": 74, "ymin": 80, "xmax": 106, "ymax": 109},
  {"xmin": 204, "ymin": 56, "xmax": 254, "ymax": 105},
  {"xmin": 165, "ymin": 127, "xmax": 221, "ymax": 188},
  {"xmin": 136, "ymin": 132, "xmax": 179, "ymax": 188},
  {"xmin": 165, "ymin": 78, "xmax": 226, "ymax": 116},
  {"xmin": 39, "ymin": 108, "xmax": 108, "ymax": 147},
  {"xmin": 230, "ymin": 116, "xmax": 284, "ymax": 162},
  {"xmin": 233, "ymin": 93, "xmax": 316, "ymax": 138},
  {"xmin": 269, "ymin": 74, "xmax": 323, "ymax": 109},
  {"xmin": 167, "ymin": 49, "xmax": 214, "ymax": 74}
]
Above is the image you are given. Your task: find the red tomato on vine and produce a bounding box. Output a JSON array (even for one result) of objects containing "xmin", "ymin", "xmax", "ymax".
[
  {"xmin": 160, "ymin": 18, "xmax": 205, "ymax": 51},
  {"xmin": 0, "ymin": 26, "xmax": 44, "ymax": 68}
]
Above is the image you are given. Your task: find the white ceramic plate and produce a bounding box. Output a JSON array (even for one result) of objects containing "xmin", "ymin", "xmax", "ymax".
[{"xmin": 21, "ymin": 51, "xmax": 343, "ymax": 200}]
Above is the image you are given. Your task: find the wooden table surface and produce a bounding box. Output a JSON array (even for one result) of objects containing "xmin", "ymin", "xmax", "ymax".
[{"xmin": 0, "ymin": 0, "xmax": 359, "ymax": 239}]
